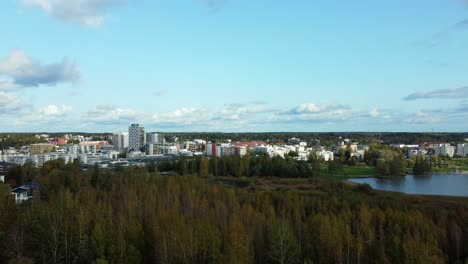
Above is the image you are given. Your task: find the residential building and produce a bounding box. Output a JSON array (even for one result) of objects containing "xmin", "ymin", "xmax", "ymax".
[
  {"xmin": 10, "ymin": 182, "xmax": 40, "ymax": 204},
  {"xmin": 129, "ymin": 124, "xmax": 146, "ymax": 152},
  {"xmin": 30, "ymin": 143, "xmax": 55, "ymax": 154},
  {"xmin": 146, "ymin": 132, "xmax": 163, "ymax": 144},
  {"xmin": 112, "ymin": 132, "xmax": 129, "ymax": 151},
  {"xmin": 434, "ymin": 144, "xmax": 455, "ymax": 158},
  {"xmin": 51, "ymin": 137, "xmax": 67, "ymax": 145},
  {"xmin": 316, "ymin": 150, "xmax": 334, "ymax": 161},
  {"xmin": 11, "ymin": 187, "xmax": 29, "ymax": 203},
  {"xmin": 206, "ymin": 142, "xmax": 217, "ymax": 157},
  {"xmin": 457, "ymin": 144, "xmax": 468, "ymax": 157}
]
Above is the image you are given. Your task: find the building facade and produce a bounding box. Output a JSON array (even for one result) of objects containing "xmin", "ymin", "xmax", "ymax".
[
  {"xmin": 129, "ymin": 124, "xmax": 146, "ymax": 152},
  {"xmin": 434, "ymin": 144, "xmax": 455, "ymax": 158},
  {"xmin": 112, "ymin": 132, "xmax": 129, "ymax": 151},
  {"xmin": 146, "ymin": 132, "xmax": 163, "ymax": 144},
  {"xmin": 30, "ymin": 143, "xmax": 55, "ymax": 154}
]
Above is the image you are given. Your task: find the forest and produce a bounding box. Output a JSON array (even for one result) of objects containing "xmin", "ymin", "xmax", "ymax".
[{"xmin": 1, "ymin": 159, "xmax": 467, "ymax": 264}]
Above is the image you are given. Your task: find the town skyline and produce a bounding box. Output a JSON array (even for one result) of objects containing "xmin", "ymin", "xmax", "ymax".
[{"xmin": 1, "ymin": 0, "xmax": 468, "ymax": 132}]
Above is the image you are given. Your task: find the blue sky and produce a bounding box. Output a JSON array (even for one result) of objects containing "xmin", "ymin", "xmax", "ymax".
[{"xmin": 1, "ymin": 0, "xmax": 468, "ymax": 132}]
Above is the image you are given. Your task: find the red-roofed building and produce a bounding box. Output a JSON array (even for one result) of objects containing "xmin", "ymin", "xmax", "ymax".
[{"xmin": 51, "ymin": 137, "xmax": 68, "ymax": 145}]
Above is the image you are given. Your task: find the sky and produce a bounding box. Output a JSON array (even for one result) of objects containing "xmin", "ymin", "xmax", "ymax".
[{"xmin": 1, "ymin": 0, "xmax": 468, "ymax": 133}]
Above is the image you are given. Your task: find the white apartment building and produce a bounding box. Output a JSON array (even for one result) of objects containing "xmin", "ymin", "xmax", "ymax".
[
  {"xmin": 434, "ymin": 144, "xmax": 455, "ymax": 158},
  {"xmin": 457, "ymin": 144, "xmax": 468, "ymax": 157},
  {"xmin": 316, "ymin": 150, "xmax": 334, "ymax": 161},
  {"xmin": 129, "ymin": 124, "xmax": 146, "ymax": 152},
  {"xmin": 146, "ymin": 132, "xmax": 163, "ymax": 144},
  {"xmin": 29, "ymin": 153, "xmax": 74, "ymax": 167},
  {"xmin": 112, "ymin": 132, "xmax": 129, "ymax": 151}
]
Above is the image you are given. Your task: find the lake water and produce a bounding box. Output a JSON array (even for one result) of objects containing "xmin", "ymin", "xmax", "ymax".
[{"xmin": 348, "ymin": 174, "xmax": 468, "ymax": 197}]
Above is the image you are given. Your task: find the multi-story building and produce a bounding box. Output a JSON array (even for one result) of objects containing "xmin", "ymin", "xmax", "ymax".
[
  {"xmin": 457, "ymin": 144, "xmax": 468, "ymax": 157},
  {"xmin": 146, "ymin": 132, "xmax": 163, "ymax": 144},
  {"xmin": 232, "ymin": 146, "xmax": 247, "ymax": 157},
  {"xmin": 129, "ymin": 124, "xmax": 146, "ymax": 152},
  {"xmin": 316, "ymin": 150, "xmax": 334, "ymax": 161},
  {"xmin": 30, "ymin": 143, "xmax": 55, "ymax": 154},
  {"xmin": 112, "ymin": 132, "xmax": 129, "ymax": 151},
  {"xmin": 434, "ymin": 144, "xmax": 455, "ymax": 158},
  {"xmin": 29, "ymin": 152, "xmax": 74, "ymax": 167}
]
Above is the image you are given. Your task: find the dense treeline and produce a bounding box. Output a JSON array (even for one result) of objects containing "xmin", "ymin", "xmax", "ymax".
[
  {"xmin": 0, "ymin": 135, "xmax": 47, "ymax": 150},
  {"xmin": 413, "ymin": 156, "xmax": 432, "ymax": 175},
  {"xmin": 1, "ymin": 160, "xmax": 467, "ymax": 263},
  {"xmin": 166, "ymin": 132, "xmax": 468, "ymax": 146},
  {"xmin": 175, "ymin": 155, "xmax": 320, "ymax": 178}
]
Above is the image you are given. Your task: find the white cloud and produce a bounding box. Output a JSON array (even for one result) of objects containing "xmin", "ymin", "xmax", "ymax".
[
  {"xmin": 40, "ymin": 104, "xmax": 72, "ymax": 116},
  {"xmin": 84, "ymin": 105, "xmax": 145, "ymax": 124},
  {"xmin": 219, "ymin": 103, "xmax": 268, "ymax": 120},
  {"xmin": 0, "ymin": 91, "xmax": 26, "ymax": 115},
  {"xmin": 23, "ymin": 0, "xmax": 52, "ymax": 12},
  {"xmin": 0, "ymin": 80, "xmax": 22, "ymax": 91},
  {"xmin": 291, "ymin": 102, "xmax": 351, "ymax": 114},
  {"xmin": 21, "ymin": 0, "xmax": 125, "ymax": 27},
  {"xmin": 404, "ymin": 86, "xmax": 468, "ymax": 100},
  {"xmin": 273, "ymin": 102, "xmax": 355, "ymax": 123},
  {"xmin": 153, "ymin": 107, "xmax": 213, "ymax": 124},
  {"xmin": 403, "ymin": 111, "xmax": 441, "ymax": 124},
  {"xmin": 0, "ymin": 49, "xmax": 81, "ymax": 87},
  {"xmin": 369, "ymin": 108, "xmax": 380, "ymax": 118},
  {"xmin": 14, "ymin": 104, "xmax": 75, "ymax": 124}
]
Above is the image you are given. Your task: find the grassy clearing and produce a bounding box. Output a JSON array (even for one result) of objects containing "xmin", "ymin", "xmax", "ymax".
[
  {"xmin": 343, "ymin": 165, "xmax": 377, "ymax": 176},
  {"xmin": 432, "ymin": 167, "xmax": 455, "ymax": 173},
  {"xmin": 320, "ymin": 165, "xmax": 378, "ymax": 179}
]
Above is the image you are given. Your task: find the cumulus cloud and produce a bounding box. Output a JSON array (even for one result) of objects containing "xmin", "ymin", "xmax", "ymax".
[
  {"xmin": 289, "ymin": 102, "xmax": 351, "ymax": 114},
  {"xmin": 16, "ymin": 104, "xmax": 75, "ymax": 124},
  {"xmin": 403, "ymin": 111, "xmax": 441, "ymax": 124},
  {"xmin": 369, "ymin": 108, "xmax": 380, "ymax": 118},
  {"xmin": 0, "ymin": 92, "xmax": 27, "ymax": 115},
  {"xmin": 218, "ymin": 103, "xmax": 269, "ymax": 120},
  {"xmin": 153, "ymin": 108, "xmax": 213, "ymax": 125},
  {"xmin": 269, "ymin": 102, "xmax": 357, "ymax": 123},
  {"xmin": 404, "ymin": 86, "xmax": 468, "ymax": 100},
  {"xmin": 84, "ymin": 105, "xmax": 145, "ymax": 124},
  {"xmin": 22, "ymin": 0, "xmax": 125, "ymax": 27},
  {"xmin": 0, "ymin": 49, "xmax": 81, "ymax": 88},
  {"xmin": 0, "ymin": 80, "xmax": 22, "ymax": 91},
  {"xmin": 40, "ymin": 104, "xmax": 72, "ymax": 116},
  {"xmin": 151, "ymin": 102, "xmax": 273, "ymax": 127}
]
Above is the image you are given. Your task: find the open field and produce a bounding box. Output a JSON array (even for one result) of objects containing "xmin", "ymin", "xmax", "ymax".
[{"xmin": 319, "ymin": 165, "xmax": 378, "ymax": 179}]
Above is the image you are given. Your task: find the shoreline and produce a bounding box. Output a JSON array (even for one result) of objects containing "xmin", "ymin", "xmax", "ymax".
[{"xmin": 343, "ymin": 178, "xmax": 468, "ymax": 199}]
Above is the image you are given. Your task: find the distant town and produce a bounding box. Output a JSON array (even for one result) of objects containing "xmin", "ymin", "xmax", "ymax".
[{"xmin": 1, "ymin": 124, "xmax": 467, "ymax": 175}]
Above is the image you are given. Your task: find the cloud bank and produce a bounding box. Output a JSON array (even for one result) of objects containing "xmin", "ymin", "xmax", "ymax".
[
  {"xmin": 0, "ymin": 49, "xmax": 81, "ymax": 88},
  {"xmin": 404, "ymin": 86, "xmax": 468, "ymax": 100},
  {"xmin": 22, "ymin": 0, "xmax": 125, "ymax": 27}
]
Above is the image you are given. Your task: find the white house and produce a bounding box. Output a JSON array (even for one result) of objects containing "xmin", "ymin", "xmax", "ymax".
[{"xmin": 11, "ymin": 187, "xmax": 29, "ymax": 203}]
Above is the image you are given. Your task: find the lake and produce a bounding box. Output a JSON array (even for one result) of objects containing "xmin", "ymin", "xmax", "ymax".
[{"xmin": 348, "ymin": 174, "xmax": 468, "ymax": 197}]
